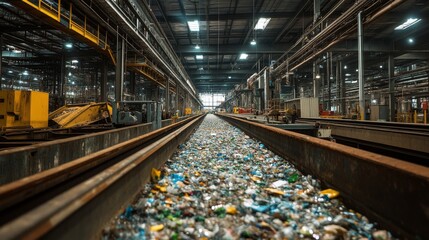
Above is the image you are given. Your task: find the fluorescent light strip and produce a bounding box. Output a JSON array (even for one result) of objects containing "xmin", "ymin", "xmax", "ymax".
[
  {"xmin": 254, "ymin": 18, "xmax": 271, "ymax": 30},
  {"xmin": 188, "ymin": 20, "xmax": 200, "ymax": 31},
  {"xmin": 239, "ymin": 53, "xmax": 248, "ymax": 60},
  {"xmin": 395, "ymin": 18, "xmax": 421, "ymax": 30},
  {"xmin": 196, "ymin": 55, "xmax": 203, "ymax": 60}
]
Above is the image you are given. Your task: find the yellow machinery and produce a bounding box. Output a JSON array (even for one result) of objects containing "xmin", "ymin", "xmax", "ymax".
[
  {"xmin": 49, "ymin": 102, "xmax": 112, "ymax": 128},
  {"xmin": 185, "ymin": 107, "xmax": 192, "ymax": 115},
  {"xmin": 233, "ymin": 107, "xmax": 239, "ymax": 114},
  {"xmin": 0, "ymin": 90, "xmax": 49, "ymax": 129}
]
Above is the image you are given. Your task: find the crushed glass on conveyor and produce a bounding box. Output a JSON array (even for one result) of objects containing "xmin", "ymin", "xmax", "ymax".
[{"xmin": 102, "ymin": 114, "xmax": 392, "ymax": 240}]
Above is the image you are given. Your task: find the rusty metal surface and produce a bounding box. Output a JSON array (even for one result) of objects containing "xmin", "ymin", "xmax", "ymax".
[
  {"xmin": 329, "ymin": 123, "xmax": 428, "ymax": 154},
  {"xmin": 219, "ymin": 114, "xmax": 429, "ymax": 239},
  {"xmin": 0, "ymin": 115, "xmax": 204, "ymax": 239},
  {"xmin": 0, "ymin": 116, "xmax": 192, "ymax": 185},
  {"xmin": 0, "ymin": 116, "xmax": 197, "ymax": 212},
  {"xmin": 298, "ymin": 118, "xmax": 429, "ymax": 156}
]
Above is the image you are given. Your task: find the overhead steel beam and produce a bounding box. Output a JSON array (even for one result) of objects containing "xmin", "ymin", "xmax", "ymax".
[
  {"xmin": 274, "ymin": 0, "xmax": 311, "ymax": 43},
  {"xmin": 177, "ymin": 44, "xmax": 289, "ymax": 54},
  {"xmin": 188, "ymin": 69, "xmax": 250, "ymax": 75},
  {"xmin": 157, "ymin": 12, "xmax": 315, "ymax": 23},
  {"xmin": 154, "ymin": 0, "xmax": 178, "ymax": 46}
]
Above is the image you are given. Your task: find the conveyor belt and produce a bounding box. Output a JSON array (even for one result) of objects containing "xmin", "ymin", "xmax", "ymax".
[
  {"xmin": 0, "ymin": 115, "xmax": 204, "ymax": 239},
  {"xmin": 219, "ymin": 114, "xmax": 429, "ymax": 238},
  {"xmin": 0, "ymin": 114, "xmax": 427, "ymax": 239}
]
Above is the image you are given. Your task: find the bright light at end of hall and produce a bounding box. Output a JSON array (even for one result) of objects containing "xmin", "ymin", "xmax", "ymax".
[
  {"xmin": 250, "ymin": 39, "xmax": 256, "ymax": 45},
  {"xmin": 394, "ymin": 18, "xmax": 421, "ymax": 30},
  {"xmin": 254, "ymin": 18, "xmax": 271, "ymax": 30},
  {"xmin": 188, "ymin": 20, "xmax": 200, "ymax": 31},
  {"xmin": 196, "ymin": 55, "xmax": 203, "ymax": 60},
  {"xmin": 239, "ymin": 53, "xmax": 248, "ymax": 60}
]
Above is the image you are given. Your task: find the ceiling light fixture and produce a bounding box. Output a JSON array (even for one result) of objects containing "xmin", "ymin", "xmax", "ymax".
[
  {"xmin": 239, "ymin": 53, "xmax": 248, "ymax": 60},
  {"xmin": 188, "ymin": 20, "xmax": 200, "ymax": 31},
  {"xmin": 408, "ymin": 38, "xmax": 414, "ymax": 43},
  {"xmin": 195, "ymin": 44, "xmax": 200, "ymax": 49},
  {"xmin": 250, "ymin": 39, "xmax": 256, "ymax": 45},
  {"xmin": 65, "ymin": 43, "xmax": 73, "ymax": 48},
  {"xmin": 315, "ymin": 74, "xmax": 321, "ymax": 79},
  {"xmin": 228, "ymin": 76, "xmax": 232, "ymax": 79},
  {"xmin": 196, "ymin": 55, "xmax": 203, "ymax": 59},
  {"xmin": 23, "ymin": 70, "xmax": 29, "ymax": 76},
  {"xmin": 71, "ymin": 60, "xmax": 79, "ymax": 64},
  {"xmin": 254, "ymin": 18, "xmax": 271, "ymax": 30},
  {"xmin": 395, "ymin": 18, "xmax": 421, "ymax": 30}
]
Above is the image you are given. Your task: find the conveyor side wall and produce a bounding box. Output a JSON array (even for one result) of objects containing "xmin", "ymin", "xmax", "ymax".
[{"xmin": 219, "ymin": 114, "xmax": 429, "ymax": 239}]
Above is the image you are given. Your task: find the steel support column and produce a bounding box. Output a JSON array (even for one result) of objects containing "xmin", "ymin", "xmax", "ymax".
[
  {"xmin": 59, "ymin": 55, "xmax": 66, "ymax": 98},
  {"xmin": 314, "ymin": 0, "xmax": 320, "ymax": 22},
  {"xmin": 358, "ymin": 11, "xmax": 365, "ymax": 120},
  {"xmin": 115, "ymin": 38, "xmax": 125, "ymax": 102},
  {"xmin": 166, "ymin": 79, "xmax": 170, "ymax": 113},
  {"xmin": 336, "ymin": 60, "xmax": 340, "ymax": 113},
  {"xmin": 340, "ymin": 61, "xmax": 346, "ymax": 115},
  {"xmin": 264, "ymin": 69, "xmax": 269, "ymax": 110},
  {"xmin": 321, "ymin": 65, "xmax": 325, "ymax": 110},
  {"xmin": 327, "ymin": 53, "xmax": 331, "ymax": 110},
  {"xmin": 388, "ymin": 55, "xmax": 395, "ymax": 121},
  {"xmin": 313, "ymin": 62, "xmax": 319, "ymax": 98},
  {"xmin": 100, "ymin": 58, "xmax": 107, "ymax": 102},
  {"xmin": 175, "ymin": 80, "xmax": 179, "ymax": 115}
]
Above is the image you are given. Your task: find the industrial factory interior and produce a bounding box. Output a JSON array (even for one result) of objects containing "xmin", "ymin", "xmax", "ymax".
[{"xmin": 0, "ymin": 0, "xmax": 428, "ymax": 239}]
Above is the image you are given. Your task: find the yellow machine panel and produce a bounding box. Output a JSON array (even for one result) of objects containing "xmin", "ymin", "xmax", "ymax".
[
  {"xmin": 48, "ymin": 102, "xmax": 112, "ymax": 128},
  {"xmin": 0, "ymin": 90, "xmax": 49, "ymax": 129},
  {"xmin": 185, "ymin": 108, "xmax": 192, "ymax": 115},
  {"xmin": 233, "ymin": 107, "xmax": 239, "ymax": 114}
]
